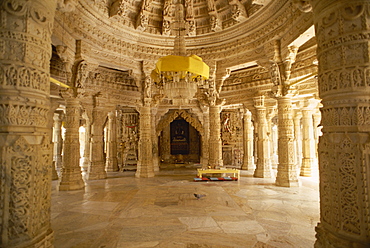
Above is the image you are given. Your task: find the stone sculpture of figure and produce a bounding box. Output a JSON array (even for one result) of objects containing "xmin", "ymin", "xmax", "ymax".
[
  {"xmin": 232, "ymin": 5, "xmax": 240, "ymax": 20},
  {"xmin": 270, "ymin": 62, "xmax": 281, "ymax": 86},
  {"xmin": 138, "ymin": 12, "xmax": 149, "ymax": 30},
  {"xmin": 187, "ymin": 20, "xmax": 196, "ymax": 36},
  {"xmin": 76, "ymin": 61, "xmax": 88, "ymax": 88},
  {"xmin": 207, "ymin": 0, "xmax": 216, "ymax": 11},
  {"xmin": 185, "ymin": 0, "xmax": 193, "ymax": 19},
  {"xmin": 118, "ymin": 1, "xmax": 127, "ymax": 16},
  {"xmin": 144, "ymin": 76, "xmax": 151, "ymax": 98},
  {"xmin": 223, "ymin": 113, "xmax": 231, "ymax": 132},
  {"xmin": 163, "ymin": 20, "xmax": 171, "ymax": 35},
  {"xmin": 163, "ymin": 0, "xmax": 171, "ymax": 16},
  {"xmin": 210, "ymin": 15, "xmax": 220, "ymax": 31}
]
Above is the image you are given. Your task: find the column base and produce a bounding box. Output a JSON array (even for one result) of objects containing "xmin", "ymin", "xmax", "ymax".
[
  {"xmin": 135, "ymin": 162, "xmax": 155, "ymax": 178},
  {"xmin": 315, "ymin": 223, "xmax": 370, "ymax": 248},
  {"xmin": 275, "ymin": 177, "xmax": 300, "ymax": 187},
  {"xmin": 52, "ymin": 161, "xmax": 59, "ymax": 180},
  {"xmin": 253, "ymin": 163, "xmax": 272, "ymax": 178},
  {"xmin": 105, "ymin": 158, "xmax": 119, "ymax": 172},
  {"xmin": 87, "ymin": 171, "xmax": 107, "ymax": 180},
  {"xmin": 59, "ymin": 168, "xmax": 85, "ymax": 191},
  {"xmin": 241, "ymin": 158, "xmax": 255, "ymax": 170},
  {"xmin": 300, "ymin": 158, "xmax": 313, "ymax": 177},
  {"xmin": 88, "ymin": 161, "xmax": 107, "ymax": 180}
]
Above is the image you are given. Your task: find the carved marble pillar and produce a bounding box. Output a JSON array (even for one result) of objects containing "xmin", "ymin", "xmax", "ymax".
[
  {"xmin": 293, "ymin": 110, "xmax": 302, "ymax": 172},
  {"xmin": 53, "ymin": 111, "xmax": 64, "ymax": 176},
  {"xmin": 0, "ymin": 1, "xmax": 57, "ymax": 246},
  {"xmin": 136, "ymin": 105, "xmax": 155, "ymax": 178},
  {"xmin": 82, "ymin": 111, "xmax": 91, "ymax": 173},
  {"xmin": 88, "ymin": 107, "xmax": 108, "ymax": 180},
  {"xmin": 300, "ymin": 106, "xmax": 315, "ymax": 177},
  {"xmin": 105, "ymin": 111, "xmax": 119, "ymax": 172},
  {"xmin": 208, "ymin": 105, "xmax": 223, "ymax": 168},
  {"xmin": 59, "ymin": 95, "xmax": 85, "ymax": 191},
  {"xmin": 253, "ymin": 96, "xmax": 272, "ymax": 178},
  {"xmin": 241, "ymin": 110, "xmax": 254, "ymax": 170},
  {"xmin": 312, "ymin": 1, "xmax": 370, "ymax": 246},
  {"xmin": 313, "ymin": 110, "xmax": 321, "ymax": 163},
  {"xmin": 3, "ymin": 0, "xmax": 63, "ymax": 240},
  {"xmin": 151, "ymin": 110, "xmax": 160, "ymax": 172},
  {"xmin": 201, "ymin": 109, "xmax": 210, "ymax": 167},
  {"xmin": 275, "ymin": 96, "xmax": 299, "ymax": 187}
]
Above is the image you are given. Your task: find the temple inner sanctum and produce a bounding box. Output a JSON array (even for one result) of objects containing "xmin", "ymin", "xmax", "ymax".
[{"xmin": 1, "ymin": 0, "xmax": 370, "ymax": 247}]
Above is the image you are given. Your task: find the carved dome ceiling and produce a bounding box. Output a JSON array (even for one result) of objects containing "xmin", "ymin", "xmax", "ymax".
[{"xmin": 99, "ymin": 0, "xmax": 271, "ymax": 36}]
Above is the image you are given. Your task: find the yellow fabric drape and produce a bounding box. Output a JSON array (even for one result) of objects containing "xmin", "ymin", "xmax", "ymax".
[{"xmin": 151, "ymin": 54, "xmax": 209, "ymax": 82}]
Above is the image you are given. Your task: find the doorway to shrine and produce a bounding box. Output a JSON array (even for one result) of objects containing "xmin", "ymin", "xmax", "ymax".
[{"xmin": 159, "ymin": 117, "xmax": 201, "ymax": 164}]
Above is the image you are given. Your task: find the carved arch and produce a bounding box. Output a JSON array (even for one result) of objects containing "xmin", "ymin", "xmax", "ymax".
[{"xmin": 156, "ymin": 109, "xmax": 204, "ymax": 136}]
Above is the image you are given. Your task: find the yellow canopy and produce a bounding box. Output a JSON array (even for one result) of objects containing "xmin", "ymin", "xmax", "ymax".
[{"xmin": 151, "ymin": 54, "xmax": 209, "ymax": 82}]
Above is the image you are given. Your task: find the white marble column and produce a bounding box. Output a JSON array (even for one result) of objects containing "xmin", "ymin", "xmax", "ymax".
[
  {"xmin": 88, "ymin": 107, "xmax": 108, "ymax": 180},
  {"xmin": 300, "ymin": 105, "xmax": 315, "ymax": 177},
  {"xmin": 208, "ymin": 105, "xmax": 223, "ymax": 168},
  {"xmin": 241, "ymin": 109, "xmax": 254, "ymax": 170},
  {"xmin": 312, "ymin": 0, "xmax": 370, "ymax": 246},
  {"xmin": 105, "ymin": 111, "xmax": 119, "ymax": 172},
  {"xmin": 312, "ymin": 109, "xmax": 321, "ymax": 164},
  {"xmin": 253, "ymin": 96, "xmax": 272, "ymax": 178},
  {"xmin": 136, "ymin": 105, "xmax": 155, "ymax": 177},
  {"xmin": 59, "ymin": 95, "xmax": 85, "ymax": 191},
  {"xmin": 82, "ymin": 111, "xmax": 91, "ymax": 173},
  {"xmin": 53, "ymin": 111, "xmax": 64, "ymax": 176},
  {"xmin": 201, "ymin": 109, "xmax": 210, "ymax": 167},
  {"xmin": 0, "ymin": 2, "xmax": 57, "ymax": 245},
  {"xmin": 275, "ymin": 96, "xmax": 299, "ymax": 187},
  {"xmin": 151, "ymin": 110, "xmax": 160, "ymax": 172},
  {"xmin": 293, "ymin": 110, "xmax": 302, "ymax": 172}
]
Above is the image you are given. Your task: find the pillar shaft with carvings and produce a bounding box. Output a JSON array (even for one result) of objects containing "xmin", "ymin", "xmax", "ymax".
[
  {"xmin": 242, "ymin": 110, "xmax": 254, "ymax": 170},
  {"xmin": 200, "ymin": 109, "xmax": 209, "ymax": 166},
  {"xmin": 88, "ymin": 107, "xmax": 108, "ymax": 180},
  {"xmin": 136, "ymin": 105, "xmax": 155, "ymax": 177},
  {"xmin": 53, "ymin": 111, "xmax": 64, "ymax": 175},
  {"xmin": 59, "ymin": 95, "xmax": 85, "ymax": 190},
  {"xmin": 300, "ymin": 107, "xmax": 315, "ymax": 177},
  {"xmin": 105, "ymin": 111, "xmax": 119, "ymax": 172},
  {"xmin": 0, "ymin": 1, "xmax": 56, "ymax": 245},
  {"xmin": 293, "ymin": 111, "xmax": 302, "ymax": 171},
  {"xmin": 253, "ymin": 96, "xmax": 272, "ymax": 177},
  {"xmin": 312, "ymin": 0, "xmax": 370, "ymax": 246},
  {"xmin": 275, "ymin": 96, "xmax": 299, "ymax": 187},
  {"xmin": 82, "ymin": 112, "xmax": 91, "ymax": 172},
  {"xmin": 208, "ymin": 105, "xmax": 223, "ymax": 168}
]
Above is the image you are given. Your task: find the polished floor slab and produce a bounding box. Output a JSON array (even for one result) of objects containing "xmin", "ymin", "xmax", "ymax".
[{"xmin": 51, "ymin": 164, "xmax": 320, "ymax": 248}]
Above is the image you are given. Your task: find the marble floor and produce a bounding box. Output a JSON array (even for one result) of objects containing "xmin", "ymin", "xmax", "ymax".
[{"xmin": 51, "ymin": 164, "xmax": 320, "ymax": 248}]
